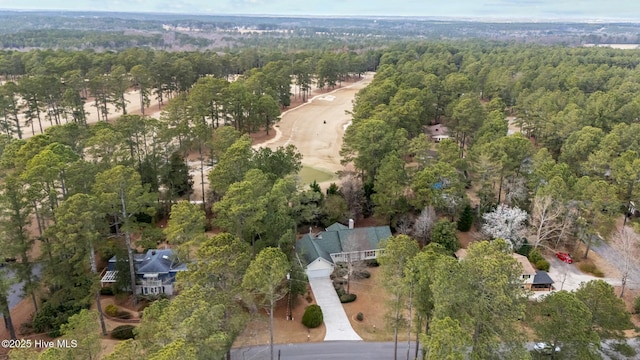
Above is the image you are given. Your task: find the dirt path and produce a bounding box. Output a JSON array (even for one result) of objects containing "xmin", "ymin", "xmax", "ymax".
[{"xmin": 254, "ymin": 74, "xmax": 373, "ymax": 186}]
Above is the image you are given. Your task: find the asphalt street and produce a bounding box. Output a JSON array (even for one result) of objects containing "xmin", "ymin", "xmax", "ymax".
[
  {"xmin": 232, "ymin": 340, "xmax": 640, "ymax": 360},
  {"xmin": 1, "ymin": 262, "xmax": 42, "ymax": 312},
  {"xmin": 231, "ymin": 341, "xmax": 418, "ymax": 360}
]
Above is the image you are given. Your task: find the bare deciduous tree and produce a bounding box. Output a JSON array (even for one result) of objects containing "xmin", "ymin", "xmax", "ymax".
[
  {"xmin": 504, "ymin": 176, "xmax": 529, "ymax": 208},
  {"xmin": 396, "ymin": 214, "xmax": 413, "ymax": 235},
  {"xmin": 610, "ymin": 226, "xmax": 640, "ymax": 298},
  {"xmin": 413, "ymin": 206, "xmax": 436, "ymax": 245},
  {"xmin": 340, "ymin": 174, "xmax": 364, "ymax": 219},
  {"xmin": 529, "ymin": 195, "xmax": 575, "ymax": 249}
]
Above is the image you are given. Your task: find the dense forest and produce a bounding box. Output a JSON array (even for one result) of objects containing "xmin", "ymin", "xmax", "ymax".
[
  {"xmin": 338, "ymin": 41, "xmax": 640, "ymax": 358},
  {"xmin": 1, "ymin": 38, "xmax": 640, "ymax": 359}
]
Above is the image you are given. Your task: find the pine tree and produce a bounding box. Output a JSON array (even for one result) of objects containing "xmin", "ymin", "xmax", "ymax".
[{"xmin": 457, "ymin": 204, "xmax": 473, "ymax": 232}]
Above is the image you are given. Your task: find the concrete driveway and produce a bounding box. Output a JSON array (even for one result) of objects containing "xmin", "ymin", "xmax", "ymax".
[
  {"xmin": 530, "ymin": 257, "xmax": 621, "ymax": 300},
  {"xmin": 308, "ymin": 277, "xmax": 362, "ymax": 341}
]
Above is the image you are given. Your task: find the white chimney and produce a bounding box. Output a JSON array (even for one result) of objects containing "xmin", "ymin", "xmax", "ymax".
[{"xmin": 348, "ymin": 219, "xmax": 354, "ymax": 229}]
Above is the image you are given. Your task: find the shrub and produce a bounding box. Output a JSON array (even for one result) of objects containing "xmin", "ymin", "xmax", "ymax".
[
  {"xmin": 579, "ymin": 263, "xmax": 605, "ymax": 277},
  {"xmin": 579, "ymin": 262, "xmax": 594, "ymax": 273},
  {"xmin": 104, "ymin": 304, "xmax": 118, "ymax": 317},
  {"xmin": 534, "ymin": 259, "xmax": 550, "ymax": 272},
  {"xmin": 20, "ymin": 320, "xmax": 33, "ymax": 336},
  {"xmin": 516, "ymin": 240, "xmax": 532, "ymax": 258},
  {"xmin": 528, "ymin": 249, "xmax": 549, "ymax": 271},
  {"xmin": 334, "ymin": 268, "xmax": 348, "ymax": 278},
  {"xmin": 137, "ymin": 293, "xmax": 169, "ymax": 303},
  {"xmin": 340, "ymin": 293, "xmax": 357, "ymax": 303},
  {"xmin": 356, "ymin": 312, "xmax": 364, "ymax": 321},
  {"xmin": 302, "ymin": 305, "xmax": 323, "ymax": 328},
  {"xmin": 634, "ymin": 296, "xmax": 640, "ymax": 314},
  {"xmin": 111, "ymin": 325, "xmax": 136, "ymax": 340},
  {"xmin": 32, "ymin": 301, "xmax": 86, "ymax": 337},
  {"xmin": 594, "ymin": 269, "xmax": 605, "ymax": 277},
  {"xmin": 528, "ymin": 248, "xmax": 544, "ymax": 263},
  {"xmin": 100, "ymin": 287, "xmax": 114, "ymax": 296},
  {"xmin": 365, "ymin": 259, "xmax": 379, "ymax": 267},
  {"xmin": 354, "ymin": 270, "xmax": 370, "ymax": 279},
  {"xmin": 335, "ymin": 286, "xmax": 346, "ymax": 297},
  {"xmin": 116, "ymin": 310, "xmax": 132, "ymax": 320}
]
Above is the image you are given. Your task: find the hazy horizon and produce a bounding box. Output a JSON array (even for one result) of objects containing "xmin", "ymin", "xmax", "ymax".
[{"xmin": 0, "ymin": 0, "xmax": 639, "ymax": 21}]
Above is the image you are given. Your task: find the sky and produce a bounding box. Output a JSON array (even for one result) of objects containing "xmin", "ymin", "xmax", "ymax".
[{"xmin": 1, "ymin": 0, "xmax": 640, "ymax": 21}]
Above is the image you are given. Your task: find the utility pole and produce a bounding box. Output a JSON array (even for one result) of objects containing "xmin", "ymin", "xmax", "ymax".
[{"xmin": 286, "ymin": 273, "xmax": 292, "ymax": 320}]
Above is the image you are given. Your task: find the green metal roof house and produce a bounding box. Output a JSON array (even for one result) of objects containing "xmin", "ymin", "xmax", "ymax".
[{"xmin": 296, "ymin": 220, "xmax": 392, "ymax": 278}]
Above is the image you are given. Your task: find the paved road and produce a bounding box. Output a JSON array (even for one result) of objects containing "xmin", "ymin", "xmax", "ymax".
[
  {"xmin": 307, "ymin": 277, "xmax": 362, "ymax": 341},
  {"xmin": 591, "ymin": 231, "xmax": 640, "ymax": 290},
  {"xmin": 231, "ymin": 341, "xmax": 416, "ymax": 360},
  {"xmin": 232, "ymin": 340, "xmax": 640, "ymax": 360},
  {"xmin": 0, "ymin": 262, "xmax": 42, "ymax": 321},
  {"xmin": 2, "ymin": 263, "xmax": 42, "ymax": 310}
]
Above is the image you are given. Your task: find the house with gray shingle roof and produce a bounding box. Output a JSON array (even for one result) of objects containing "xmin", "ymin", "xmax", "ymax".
[
  {"xmin": 100, "ymin": 249, "xmax": 188, "ymax": 296},
  {"xmin": 297, "ymin": 221, "xmax": 392, "ymax": 278}
]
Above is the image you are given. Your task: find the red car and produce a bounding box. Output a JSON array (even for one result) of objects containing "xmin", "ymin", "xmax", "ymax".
[{"xmin": 556, "ymin": 252, "xmax": 573, "ymax": 264}]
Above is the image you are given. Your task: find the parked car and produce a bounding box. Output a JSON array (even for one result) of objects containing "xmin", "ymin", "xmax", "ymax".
[
  {"xmin": 533, "ymin": 342, "xmax": 561, "ymax": 354},
  {"xmin": 555, "ymin": 252, "xmax": 573, "ymax": 264}
]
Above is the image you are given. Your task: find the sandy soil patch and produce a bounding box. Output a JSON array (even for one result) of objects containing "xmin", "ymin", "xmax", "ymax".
[
  {"xmin": 506, "ymin": 116, "xmax": 522, "ymax": 135},
  {"xmin": 20, "ymin": 89, "xmax": 165, "ymax": 139},
  {"xmin": 457, "ymin": 227, "xmax": 479, "ymax": 249}
]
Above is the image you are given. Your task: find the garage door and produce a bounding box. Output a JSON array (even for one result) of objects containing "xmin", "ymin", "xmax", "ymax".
[
  {"xmin": 306, "ymin": 267, "xmax": 333, "ymax": 278},
  {"xmin": 305, "ymin": 259, "xmax": 334, "ymax": 278}
]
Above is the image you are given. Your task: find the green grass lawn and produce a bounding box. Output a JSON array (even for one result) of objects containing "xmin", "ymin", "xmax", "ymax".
[{"xmin": 298, "ymin": 166, "xmax": 336, "ymax": 184}]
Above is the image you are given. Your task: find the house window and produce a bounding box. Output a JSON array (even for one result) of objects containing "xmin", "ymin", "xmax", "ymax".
[{"xmin": 522, "ymin": 275, "xmax": 531, "ymax": 279}]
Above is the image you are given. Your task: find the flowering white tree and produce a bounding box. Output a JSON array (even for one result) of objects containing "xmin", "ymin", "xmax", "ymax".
[{"xmin": 482, "ymin": 204, "xmax": 528, "ymax": 248}]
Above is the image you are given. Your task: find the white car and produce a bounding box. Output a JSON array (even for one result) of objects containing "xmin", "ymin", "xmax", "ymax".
[{"xmin": 533, "ymin": 342, "xmax": 561, "ymax": 354}]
